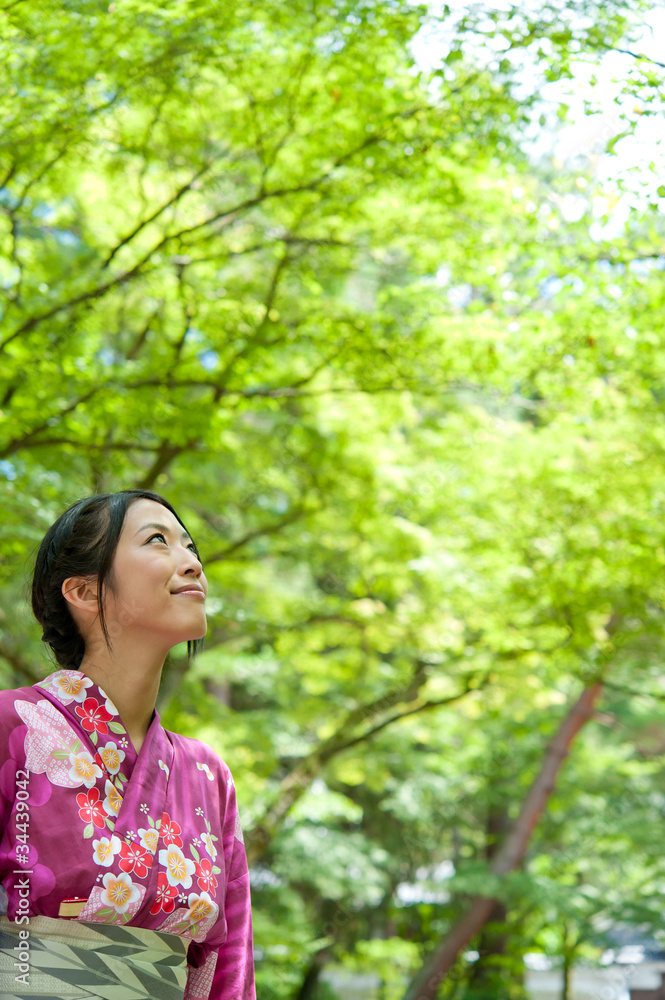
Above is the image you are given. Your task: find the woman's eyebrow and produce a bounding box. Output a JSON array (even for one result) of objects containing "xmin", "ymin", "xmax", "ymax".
[{"xmin": 135, "ymin": 522, "xmax": 192, "ymax": 541}]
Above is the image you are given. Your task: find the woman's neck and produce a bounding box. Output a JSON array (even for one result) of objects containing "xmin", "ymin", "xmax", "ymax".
[{"xmin": 78, "ymin": 643, "xmax": 166, "ymax": 754}]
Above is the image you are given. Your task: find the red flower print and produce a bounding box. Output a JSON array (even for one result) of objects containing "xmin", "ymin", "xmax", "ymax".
[
  {"xmin": 76, "ymin": 788, "xmax": 106, "ymax": 829},
  {"xmin": 75, "ymin": 697, "xmax": 113, "ymax": 735},
  {"xmin": 195, "ymin": 858, "xmax": 218, "ymax": 894},
  {"xmin": 150, "ymin": 871, "xmax": 179, "ymax": 915},
  {"xmin": 119, "ymin": 842, "xmax": 153, "ymax": 879},
  {"xmin": 159, "ymin": 812, "xmax": 183, "ymax": 848}
]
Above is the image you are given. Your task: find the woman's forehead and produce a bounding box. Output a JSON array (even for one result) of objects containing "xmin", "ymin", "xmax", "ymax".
[{"xmin": 123, "ymin": 498, "xmax": 183, "ymax": 533}]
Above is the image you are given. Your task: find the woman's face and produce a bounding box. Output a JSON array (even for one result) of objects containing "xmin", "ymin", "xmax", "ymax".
[{"xmin": 103, "ymin": 498, "xmax": 208, "ymax": 648}]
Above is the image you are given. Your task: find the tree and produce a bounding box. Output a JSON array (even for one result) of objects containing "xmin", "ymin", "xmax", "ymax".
[{"xmin": 2, "ymin": 0, "xmax": 665, "ymax": 996}]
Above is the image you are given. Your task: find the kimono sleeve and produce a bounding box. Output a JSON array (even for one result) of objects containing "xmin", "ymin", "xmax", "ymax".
[
  {"xmin": 210, "ymin": 762, "xmax": 255, "ymax": 1000},
  {"xmin": 0, "ymin": 689, "xmax": 25, "ymax": 835},
  {"xmin": 185, "ymin": 756, "xmax": 255, "ymax": 1000},
  {"xmin": 0, "ymin": 687, "xmax": 32, "ymax": 904}
]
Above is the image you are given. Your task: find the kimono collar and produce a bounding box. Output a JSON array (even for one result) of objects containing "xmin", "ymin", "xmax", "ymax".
[{"xmin": 33, "ymin": 668, "xmax": 172, "ymax": 784}]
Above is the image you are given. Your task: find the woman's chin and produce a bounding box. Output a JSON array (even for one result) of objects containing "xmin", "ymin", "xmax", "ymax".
[
  {"xmin": 181, "ymin": 611, "xmax": 207, "ymax": 641},
  {"xmin": 167, "ymin": 621, "xmax": 207, "ymax": 648},
  {"xmin": 191, "ymin": 619, "xmax": 208, "ymax": 640}
]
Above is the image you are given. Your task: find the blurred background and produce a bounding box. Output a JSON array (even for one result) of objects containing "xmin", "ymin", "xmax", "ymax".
[{"xmin": 2, "ymin": 1, "xmax": 665, "ymax": 997}]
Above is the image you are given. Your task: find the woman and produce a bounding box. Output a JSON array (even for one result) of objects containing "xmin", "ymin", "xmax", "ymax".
[{"xmin": 0, "ymin": 489, "xmax": 255, "ymax": 999}]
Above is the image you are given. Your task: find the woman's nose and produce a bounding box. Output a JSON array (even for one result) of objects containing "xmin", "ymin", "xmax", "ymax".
[{"xmin": 179, "ymin": 546, "xmax": 203, "ymax": 573}]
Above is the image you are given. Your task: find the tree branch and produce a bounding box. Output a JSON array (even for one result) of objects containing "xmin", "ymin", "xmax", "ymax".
[
  {"xmin": 0, "ymin": 387, "xmax": 104, "ymax": 459},
  {"xmin": 205, "ymin": 505, "xmax": 314, "ymax": 562},
  {"xmin": 0, "ymin": 437, "xmax": 199, "ymax": 455},
  {"xmin": 602, "ymin": 679, "xmax": 665, "ymax": 703},
  {"xmin": 0, "ymin": 121, "xmax": 406, "ymax": 353},
  {"xmin": 604, "ymin": 45, "xmax": 665, "ymax": 71},
  {"xmin": 327, "ymin": 683, "xmax": 489, "ymax": 758},
  {"xmin": 134, "ymin": 440, "xmax": 197, "ymax": 490},
  {"xmin": 245, "ymin": 665, "xmax": 482, "ymax": 864},
  {"xmin": 212, "ymin": 249, "xmax": 292, "ymax": 400},
  {"xmin": 101, "ymin": 159, "xmax": 221, "ymax": 268}
]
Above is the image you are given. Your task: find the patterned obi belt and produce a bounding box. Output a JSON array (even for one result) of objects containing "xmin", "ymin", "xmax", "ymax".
[{"xmin": 0, "ymin": 915, "xmax": 188, "ymax": 999}]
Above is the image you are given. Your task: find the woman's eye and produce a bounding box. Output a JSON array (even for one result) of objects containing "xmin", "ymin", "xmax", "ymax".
[{"xmin": 148, "ymin": 533, "xmax": 167, "ymax": 543}]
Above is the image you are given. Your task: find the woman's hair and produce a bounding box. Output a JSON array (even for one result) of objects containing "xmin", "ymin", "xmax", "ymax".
[{"xmin": 31, "ymin": 489, "xmax": 204, "ymax": 668}]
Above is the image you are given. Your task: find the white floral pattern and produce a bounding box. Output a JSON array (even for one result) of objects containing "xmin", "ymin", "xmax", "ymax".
[
  {"xmin": 200, "ymin": 831, "xmax": 217, "ymax": 862},
  {"xmin": 79, "ymin": 881, "xmax": 146, "ymax": 925},
  {"xmin": 157, "ymin": 892, "xmax": 220, "ymax": 943},
  {"xmin": 103, "ymin": 778, "xmax": 122, "ymax": 816},
  {"xmin": 138, "ymin": 827, "xmax": 159, "ymax": 853},
  {"xmin": 92, "ymin": 835, "xmax": 122, "ymax": 867},
  {"xmin": 185, "ymin": 890, "xmax": 216, "ymax": 923},
  {"xmin": 103, "ymin": 695, "xmax": 119, "ymax": 716},
  {"xmin": 39, "ymin": 670, "xmax": 93, "ymax": 705},
  {"xmin": 98, "ymin": 741, "xmax": 125, "ymax": 775},
  {"xmin": 100, "ymin": 871, "xmax": 141, "ymax": 914},
  {"xmin": 67, "ymin": 750, "xmax": 103, "ymax": 788},
  {"xmin": 158, "ymin": 843, "xmax": 196, "ymax": 888}
]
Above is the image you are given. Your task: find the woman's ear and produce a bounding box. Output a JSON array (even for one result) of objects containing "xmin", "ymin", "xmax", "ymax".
[{"xmin": 61, "ymin": 577, "xmax": 99, "ymax": 617}]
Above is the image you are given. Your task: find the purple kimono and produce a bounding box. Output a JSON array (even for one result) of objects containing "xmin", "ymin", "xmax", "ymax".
[{"xmin": 0, "ymin": 669, "xmax": 256, "ymax": 999}]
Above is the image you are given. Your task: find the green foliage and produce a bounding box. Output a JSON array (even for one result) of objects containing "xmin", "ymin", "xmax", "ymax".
[{"xmin": 1, "ymin": 0, "xmax": 664, "ymax": 996}]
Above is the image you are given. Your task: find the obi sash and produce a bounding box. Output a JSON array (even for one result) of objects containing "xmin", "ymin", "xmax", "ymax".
[{"xmin": 0, "ymin": 915, "xmax": 188, "ymax": 999}]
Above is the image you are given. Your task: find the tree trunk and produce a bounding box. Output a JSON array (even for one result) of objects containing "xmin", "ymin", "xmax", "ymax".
[
  {"xmin": 560, "ymin": 921, "xmax": 578, "ymax": 1000},
  {"xmin": 464, "ymin": 901, "xmax": 509, "ymax": 999},
  {"xmin": 561, "ymin": 952, "xmax": 572, "ymax": 1000},
  {"xmin": 402, "ymin": 683, "xmax": 603, "ymax": 1000},
  {"xmin": 465, "ymin": 803, "xmax": 511, "ymax": 999},
  {"xmin": 295, "ymin": 951, "xmax": 329, "ymax": 1000}
]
